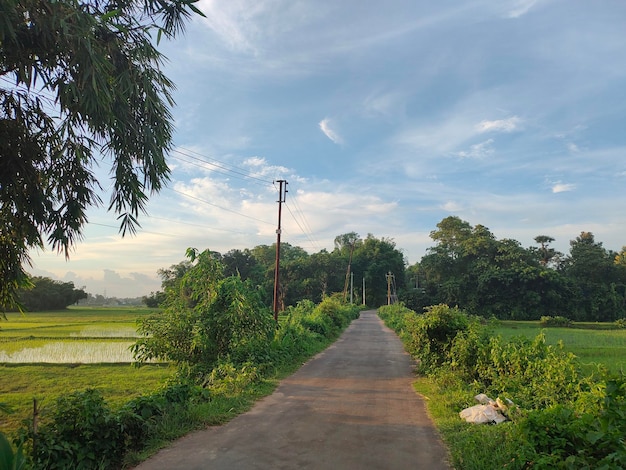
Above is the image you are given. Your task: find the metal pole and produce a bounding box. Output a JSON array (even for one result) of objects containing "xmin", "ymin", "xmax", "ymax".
[
  {"xmin": 350, "ymin": 272, "xmax": 353, "ymax": 304},
  {"xmin": 273, "ymin": 180, "xmax": 287, "ymax": 320},
  {"xmin": 362, "ymin": 277, "xmax": 365, "ymax": 306}
]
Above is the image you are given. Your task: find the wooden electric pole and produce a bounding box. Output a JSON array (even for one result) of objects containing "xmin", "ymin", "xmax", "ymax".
[{"xmin": 273, "ymin": 180, "xmax": 287, "ymax": 320}]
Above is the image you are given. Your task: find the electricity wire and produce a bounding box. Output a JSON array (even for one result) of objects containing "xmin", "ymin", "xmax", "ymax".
[
  {"xmin": 171, "ymin": 147, "xmax": 274, "ymax": 187},
  {"xmin": 167, "ymin": 187, "xmax": 275, "ymax": 226}
]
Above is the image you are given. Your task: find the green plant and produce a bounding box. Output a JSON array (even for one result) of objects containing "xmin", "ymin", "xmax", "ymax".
[
  {"xmin": 133, "ymin": 250, "xmax": 276, "ymax": 381},
  {"xmin": 403, "ymin": 304, "xmax": 472, "ymax": 374},
  {"xmin": 0, "ymin": 431, "xmax": 27, "ymax": 470},
  {"xmin": 0, "ymin": 402, "xmax": 27, "ymax": 470},
  {"xmin": 475, "ymin": 333, "xmax": 585, "ymax": 409},
  {"xmin": 540, "ymin": 315, "xmax": 573, "ymax": 327},
  {"xmin": 30, "ymin": 389, "xmax": 125, "ymax": 470},
  {"xmin": 614, "ymin": 318, "xmax": 626, "ymax": 329}
]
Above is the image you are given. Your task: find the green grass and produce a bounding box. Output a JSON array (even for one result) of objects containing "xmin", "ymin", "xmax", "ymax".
[
  {"xmin": 414, "ymin": 378, "xmax": 527, "ymax": 470},
  {"xmin": 494, "ymin": 321, "xmax": 626, "ymax": 373},
  {"xmin": 0, "ymin": 363, "xmax": 174, "ymax": 437},
  {"xmin": 0, "ymin": 307, "xmax": 173, "ymax": 439}
]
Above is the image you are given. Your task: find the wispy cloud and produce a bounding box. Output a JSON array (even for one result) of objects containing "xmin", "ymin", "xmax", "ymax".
[
  {"xmin": 457, "ymin": 139, "xmax": 495, "ymax": 159},
  {"xmin": 507, "ymin": 0, "xmax": 539, "ymax": 18},
  {"xmin": 319, "ymin": 118, "xmax": 343, "ymax": 145},
  {"xmin": 552, "ymin": 182, "xmax": 576, "ymax": 193},
  {"xmin": 197, "ymin": 0, "xmax": 261, "ymax": 52},
  {"xmin": 442, "ymin": 201, "xmax": 463, "ymax": 212},
  {"xmin": 476, "ymin": 116, "xmax": 522, "ymax": 133},
  {"xmin": 567, "ymin": 143, "xmax": 580, "ymax": 153}
]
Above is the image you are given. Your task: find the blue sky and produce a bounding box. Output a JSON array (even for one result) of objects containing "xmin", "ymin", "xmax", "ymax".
[{"xmin": 32, "ymin": 0, "xmax": 626, "ymax": 298}]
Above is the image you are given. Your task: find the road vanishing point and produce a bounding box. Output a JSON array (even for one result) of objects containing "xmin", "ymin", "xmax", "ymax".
[{"xmin": 134, "ymin": 310, "xmax": 451, "ymax": 469}]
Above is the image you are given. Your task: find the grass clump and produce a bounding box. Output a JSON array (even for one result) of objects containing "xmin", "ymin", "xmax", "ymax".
[{"xmin": 539, "ymin": 315, "xmax": 573, "ymax": 327}]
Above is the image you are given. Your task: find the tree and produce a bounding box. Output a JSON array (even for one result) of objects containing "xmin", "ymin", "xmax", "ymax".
[
  {"xmin": 333, "ymin": 232, "xmax": 361, "ymax": 302},
  {"xmin": 353, "ymin": 234, "xmax": 405, "ymax": 307},
  {"xmin": 142, "ymin": 290, "xmax": 166, "ymax": 308},
  {"xmin": 133, "ymin": 248, "xmax": 275, "ymax": 380},
  {"xmin": 429, "ymin": 216, "xmax": 473, "ymax": 260},
  {"xmin": 222, "ymin": 248, "xmax": 260, "ymax": 280},
  {"xmin": 534, "ymin": 235, "xmax": 561, "ymax": 267},
  {"xmin": 562, "ymin": 232, "xmax": 624, "ymax": 321},
  {"xmin": 0, "ymin": 0, "xmax": 204, "ymax": 312},
  {"xmin": 17, "ymin": 276, "xmax": 87, "ymax": 311},
  {"xmin": 308, "ymin": 249, "xmax": 346, "ymax": 302}
]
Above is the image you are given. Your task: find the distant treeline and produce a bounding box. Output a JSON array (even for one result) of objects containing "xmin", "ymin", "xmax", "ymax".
[
  {"xmin": 16, "ymin": 277, "xmax": 87, "ymax": 311},
  {"xmin": 145, "ymin": 217, "xmax": 626, "ymax": 322},
  {"xmin": 144, "ymin": 232, "xmax": 405, "ymax": 310},
  {"xmin": 406, "ymin": 217, "xmax": 626, "ymax": 321}
]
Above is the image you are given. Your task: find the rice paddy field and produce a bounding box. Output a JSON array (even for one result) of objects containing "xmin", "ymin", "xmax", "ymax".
[
  {"xmin": 0, "ymin": 307, "xmax": 174, "ymax": 437},
  {"xmin": 494, "ymin": 321, "xmax": 626, "ymax": 374}
]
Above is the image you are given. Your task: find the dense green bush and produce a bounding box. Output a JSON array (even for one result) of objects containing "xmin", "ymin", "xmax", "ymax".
[
  {"xmin": 519, "ymin": 378, "xmax": 626, "ymax": 468},
  {"xmin": 395, "ymin": 304, "xmax": 474, "ymax": 374},
  {"xmin": 539, "ymin": 315, "xmax": 573, "ymax": 327},
  {"xmin": 133, "ymin": 250, "xmax": 276, "ymax": 381},
  {"xmin": 377, "ymin": 302, "xmax": 415, "ymax": 331},
  {"xmin": 475, "ymin": 334, "xmax": 585, "ymax": 409},
  {"xmin": 283, "ymin": 297, "xmax": 359, "ymax": 342},
  {"xmin": 28, "ymin": 389, "xmax": 125, "ymax": 470}
]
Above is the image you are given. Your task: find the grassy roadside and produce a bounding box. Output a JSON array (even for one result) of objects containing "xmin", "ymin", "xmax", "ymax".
[
  {"xmin": 124, "ymin": 310, "xmax": 359, "ymax": 467},
  {"xmin": 413, "ymin": 377, "xmax": 527, "ymax": 469},
  {"xmin": 379, "ymin": 305, "xmax": 626, "ymax": 470},
  {"xmin": 2, "ymin": 301, "xmax": 362, "ymax": 468},
  {"xmin": 0, "ymin": 364, "xmax": 174, "ymax": 437}
]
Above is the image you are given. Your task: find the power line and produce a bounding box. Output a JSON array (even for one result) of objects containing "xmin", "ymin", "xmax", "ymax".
[
  {"xmin": 89, "ymin": 222, "xmax": 181, "ymax": 239},
  {"xmin": 167, "ymin": 187, "xmax": 274, "ymax": 226},
  {"xmin": 145, "ymin": 215, "xmax": 251, "ymax": 235},
  {"xmin": 171, "ymin": 147, "xmax": 274, "ymax": 186},
  {"xmin": 285, "ymin": 192, "xmax": 319, "ymax": 249},
  {"xmin": 284, "ymin": 202, "xmax": 320, "ymax": 252}
]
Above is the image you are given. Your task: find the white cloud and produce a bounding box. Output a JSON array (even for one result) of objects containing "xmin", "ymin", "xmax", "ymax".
[
  {"xmin": 507, "ymin": 0, "xmax": 539, "ymax": 18},
  {"xmin": 319, "ymin": 118, "xmax": 343, "ymax": 145},
  {"xmin": 475, "ymin": 116, "xmax": 522, "ymax": 133},
  {"xmin": 442, "ymin": 201, "xmax": 463, "ymax": 212},
  {"xmin": 197, "ymin": 0, "xmax": 266, "ymax": 53},
  {"xmin": 362, "ymin": 90, "xmax": 404, "ymax": 119},
  {"xmin": 552, "ymin": 183, "xmax": 576, "ymax": 193},
  {"xmin": 567, "ymin": 143, "xmax": 580, "ymax": 153},
  {"xmin": 457, "ymin": 139, "xmax": 495, "ymax": 159}
]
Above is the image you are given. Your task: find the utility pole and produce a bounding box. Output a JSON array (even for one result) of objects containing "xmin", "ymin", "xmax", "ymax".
[
  {"xmin": 350, "ymin": 272, "xmax": 354, "ymax": 304},
  {"xmin": 342, "ymin": 242, "xmax": 355, "ymax": 303},
  {"xmin": 362, "ymin": 277, "xmax": 366, "ymax": 306},
  {"xmin": 386, "ymin": 271, "xmax": 397, "ymax": 305},
  {"xmin": 273, "ymin": 180, "xmax": 287, "ymax": 321},
  {"xmin": 386, "ymin": 271, "xmax": 394, "ymax": 305}
]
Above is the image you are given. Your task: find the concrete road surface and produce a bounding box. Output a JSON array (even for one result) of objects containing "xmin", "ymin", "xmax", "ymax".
[{"xmin": 134, "ymin": 310, "xmax": 451, "ymax": 469}]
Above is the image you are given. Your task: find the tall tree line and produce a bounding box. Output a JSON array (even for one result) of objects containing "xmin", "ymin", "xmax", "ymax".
[
  {"xmin": 147, "ymin": 233, "xmax": 405, "ymax": 311},
  {"xmin": 402, "ymin": 216, "xmax": 626, "ymax": 321},
  {"xmin": 146, "ymin": 218, "xmax": 625, "ymax": 321}
]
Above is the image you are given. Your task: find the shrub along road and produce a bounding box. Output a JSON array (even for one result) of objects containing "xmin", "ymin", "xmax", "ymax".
[{"xmin": 134, "ymin": 310, "xmax": 451, "ymax": 469}]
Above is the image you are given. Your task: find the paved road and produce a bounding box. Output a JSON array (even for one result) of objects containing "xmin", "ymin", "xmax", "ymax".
[{"xmin": 134, "ymin": 310, "xmax": 451, "ymax": 469}]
